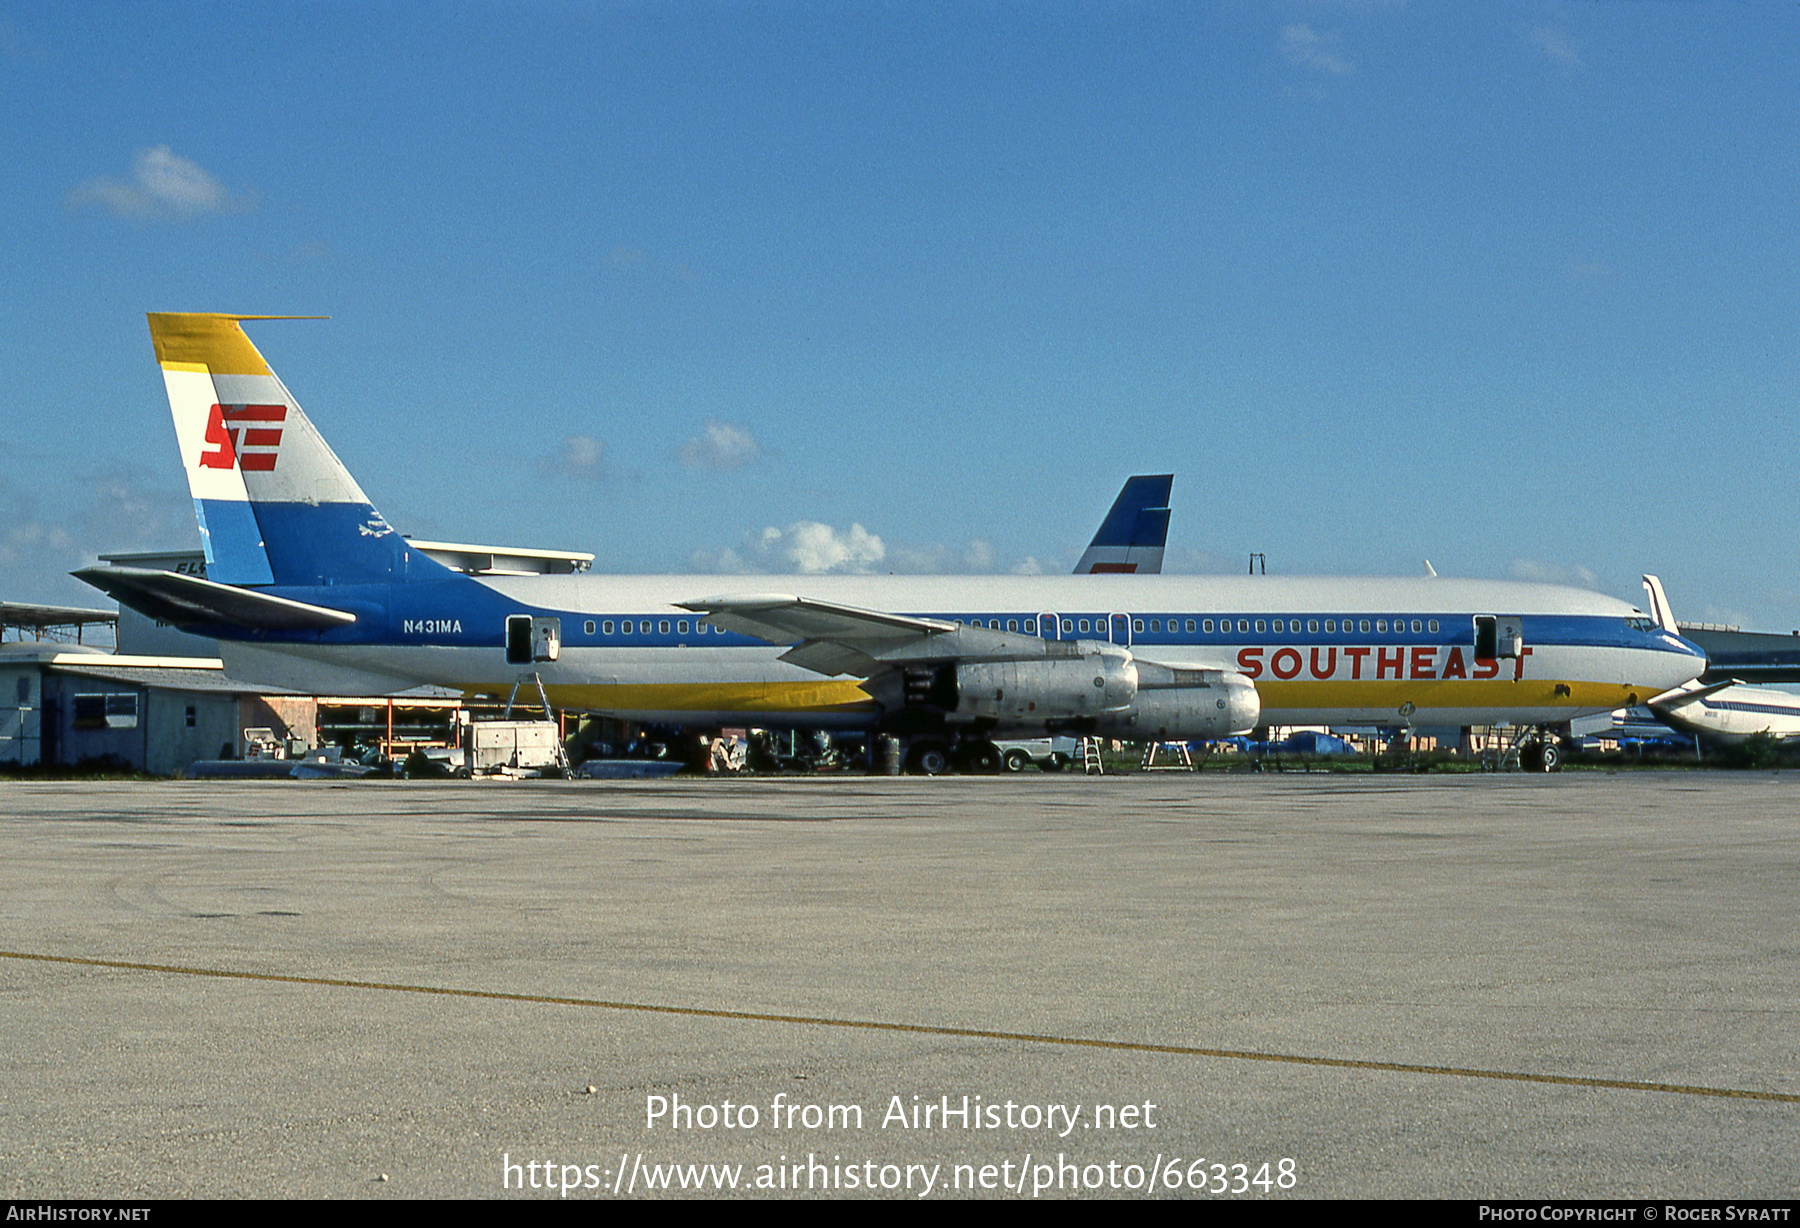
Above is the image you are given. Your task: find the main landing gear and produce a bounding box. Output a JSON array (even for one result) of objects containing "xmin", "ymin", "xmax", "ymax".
[
  {"xmin": 1519, "ymin": 736, "xmax": 1564, "ymax": 773},
  {"xmin": 903, "ymin": 737, "xmax": 1003, "ymax": 775},
  {"xmin": 1483, "ymin": 725, "xmax": 1568, "ymax": 772}
]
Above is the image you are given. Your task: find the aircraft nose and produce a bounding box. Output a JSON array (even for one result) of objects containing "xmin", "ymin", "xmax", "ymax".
[{"xmin": 1665, "ymin": 634, "xmax": 1707, "ymax": 687}]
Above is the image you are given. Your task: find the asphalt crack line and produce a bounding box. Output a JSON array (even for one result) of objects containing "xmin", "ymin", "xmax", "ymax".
[{"xmin": 5, "ymin": 949, "xmax": 1794, "ymax": 1105}]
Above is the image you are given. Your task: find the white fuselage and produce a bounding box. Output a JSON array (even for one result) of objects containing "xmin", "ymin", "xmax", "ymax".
[
  {"xmin": 220, "ymin": 570, "xmax": 1706, "ymax": 731},
  {"xmin": 1649, "ymin": 681, "xmax": 1800, "ymax": 744}
]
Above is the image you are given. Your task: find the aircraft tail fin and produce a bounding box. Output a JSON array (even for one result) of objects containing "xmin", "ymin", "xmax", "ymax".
[
  {"xmin": 148, "ymin": 313, "xmax": 432, "ymax": 588},
  {"xmin": 1074, "ymin": 475, "xmax": 1172, "ymax": 574},
  {"xmin": 1641, "ymin": 574, "xmax": 1678, "ymax": 633}
]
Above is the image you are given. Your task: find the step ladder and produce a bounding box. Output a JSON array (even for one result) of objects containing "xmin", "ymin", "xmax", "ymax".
[
  {"xmin": 1139, "ymin": 741, "xmax": 1194, "ymax": 770},
  {"xmin": 503, "ymin": 672, "xmax": 573, "ymax": 777},
  {"xmin": 1081, "ymin": 737, "xmax": 1105, "ymax": 775}
]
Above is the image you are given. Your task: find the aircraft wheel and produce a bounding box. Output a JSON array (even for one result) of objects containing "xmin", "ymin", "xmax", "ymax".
[
  {"xmin": 1043, "ymin": 754, "xmax": 1069, "ymax": 772},
  {"xmin": 1520, "ymin": 743, "xmax": 1544, "ymax": 772},
  {"xmin": 957, "ymin": 740, "xmax": 1002, "ymax": 774},
  {"xmin": 1002, "ymin": 748, "xmax": 1031, "ymax": 773},
  {"xmin": 1538, "ymin": 740, "xmax": 1563, "ymax": 773},
  {"xmin": 908, "ymin": 741, "xmax": 951, "ymax": 776}
]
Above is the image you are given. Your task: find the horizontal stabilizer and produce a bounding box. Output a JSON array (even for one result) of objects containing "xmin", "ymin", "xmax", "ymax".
[
  {"xmin": 1646, "ymin": 679, "xmax": 1740, "ymax": 712},
  {"xmin": 72, "ymin": 566, "xmax": 357, "ymax": 631}
]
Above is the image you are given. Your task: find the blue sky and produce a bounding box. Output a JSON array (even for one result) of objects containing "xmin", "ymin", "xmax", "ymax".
[{"xmin": 3, "ymin": 2, "xmax": 1797, "ymax": 631}]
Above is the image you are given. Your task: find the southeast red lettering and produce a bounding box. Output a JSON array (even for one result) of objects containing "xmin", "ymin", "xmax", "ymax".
[
  {"xmin": 1270, "ymin": 648, "xmax": 1302, "ymax": 680},
  {"xmin": 1237, "ymin": 647, "xmax": 1264, "ymax": 679},
  {"xmin": 198, "ymin": 404, "xmax": 237, "ymax": 470},
  {"xmin": 1441, "ymin": 647, "xmax": 1467, "ymax": 679},
  {"xmin": 1377, "ymin": 647, "xmax": 1405, "ymax": 679},
  {"xmin": 1410, "ymin": 646, "xmax": 1436, "ymax": 679}
]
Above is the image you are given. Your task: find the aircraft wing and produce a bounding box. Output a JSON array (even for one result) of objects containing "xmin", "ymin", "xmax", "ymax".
[
  {"xmin": 72, "ymin": 565, "xmax": 357, "ymax": 632},
  {"xmin": 679, "ymin": 594, "xmax": 1086, "ymax": 676}
]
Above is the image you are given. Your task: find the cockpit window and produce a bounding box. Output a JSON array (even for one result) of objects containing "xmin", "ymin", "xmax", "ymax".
[{"xmin": 1626, "ymin": 617, "xmax": 1656, "ymax": 633}]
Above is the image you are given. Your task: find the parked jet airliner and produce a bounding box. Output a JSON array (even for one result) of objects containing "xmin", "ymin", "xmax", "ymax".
[
  {"xmin": 75, "ymin": 315, "xmax": 1706, "ymax": 772},
  {"xmin": 1647, "ymin": 681, "xmax": 1800, "ymax": 746}
]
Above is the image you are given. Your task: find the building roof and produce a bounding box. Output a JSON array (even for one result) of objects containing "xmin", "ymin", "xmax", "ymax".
[
  {"xmin": 0, "ymin": 601, "xmax": 118, "ymax": 638},
  {"xmin": 48, "ymin": 661, "xmax": 291, "ymax": 695},
  {"xmin": 404, "ymin": 539, "xmax": 594, "ymax": 575}
]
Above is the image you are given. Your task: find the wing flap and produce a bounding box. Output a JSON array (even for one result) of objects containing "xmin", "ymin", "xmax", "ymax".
[
  {"xmin": 680, "ymin": 593, "xmax": 956, "ymax": 644},
  {"xmin": 683, "ymin": 594, "xmax": 1095, "ymax": 676}
]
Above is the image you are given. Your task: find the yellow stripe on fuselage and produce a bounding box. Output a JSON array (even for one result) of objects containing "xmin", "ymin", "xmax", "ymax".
[
  {"xmin": 1255, "ymin": 677, "xmax": 1657, "ymax": 713},
  {"xmin": 520, "ymin": 675, "xmax": 1653, "ymax": 724},
  {"xmin": 536, "ymin": 678, "xmax": 877, "ymax": 715}
]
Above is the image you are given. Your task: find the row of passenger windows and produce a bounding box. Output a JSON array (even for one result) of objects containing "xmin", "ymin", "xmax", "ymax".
[
  {"xmin": 951, "ymin": 617, "xmax": 1445, "ymax": 636},
  {"xmin": 580, "ymin": 619, "xmax": 727, "ymax": 637},
  {"xmin": 571, "ymin": 615, "xmax": 1446, "ymax": 640}
]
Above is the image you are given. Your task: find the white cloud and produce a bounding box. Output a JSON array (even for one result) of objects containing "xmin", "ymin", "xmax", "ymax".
[
  {"xmin": 772, "ymin": 522, "xmax": 884, "ymax": 573},
  {"xmin": 539, "ymin": 435, "xmax": 605, "ymax": 482},
  {"xmin": 1281, "ymin": 24, "xmax": 1354, "ymax": 75},
  {"xmin": 1528, "ymin": 24, "xmax": 1582, "ymax": 71},
  {"xmin": 886, "ymin": 539, "xmax": 1002, "ymax": 575},
  {"xmin": 1508, "ymin": 558, "xmax": 1600, "ymax": 590},
  {"xmin": 688, "ymin": 545, "xmax": 754, "ymax": 574},
  {"xmin": 0, "ymin": 467, "xmax": 192, "ymax": 607},
  {"xmin": 68, "ymin": 146, "xmax": 250, "ymax": 220},
  {"xmin": 689, "ymin": 528, "xmax": 1060, "ymax": 577},
  {"xmin": 1694, "ymin": 603, "xmax": 1750, "ymax": 632},
  {"xmin": 678, "ymin": 420, "xmax": 761, "ymax": 470},
  {"xmin": 689, "ymin": 521, "xmax": 885, "ymax": 575}
]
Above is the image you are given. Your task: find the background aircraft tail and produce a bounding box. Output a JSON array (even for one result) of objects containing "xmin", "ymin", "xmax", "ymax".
[
  {"xmin": 1641, "ymin": 574, "xmax": 1678, "ymax": 633},
  {"xmin": 148, "ymin": 313, "xmax": 430, "ymax": 588},
  {"xmin": 1073, "ymin": 475, "xmax": 1172, "ymax": 574}
]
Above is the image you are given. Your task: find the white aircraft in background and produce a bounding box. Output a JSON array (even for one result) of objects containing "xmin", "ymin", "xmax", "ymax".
[
  {"xmin": 75, "ymin": 314, "xmax": 1706, "ymax": 772},
  {"xmin": 1633, "ymin": 578, "xmax": 1800, "ymax": 745},
  {"xmin": 1646, "ymin": 680, "xmax": 1800, "ymax": 745}
]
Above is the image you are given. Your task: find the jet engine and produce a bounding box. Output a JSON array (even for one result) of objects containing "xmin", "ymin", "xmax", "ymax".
[
  {"xmin": 1092, "ymin": 662, "xmax": 1260, "ymax": 741},
  {"xmin": 861, "ymin": 642, "xmax": 1137, "ymax": 732},
  {"xmin": 862, "ymin": 643, "xmax": 1258, "ymax": 739},
  {"xmin": 950, "ymin": 647, "xmax": 1139, "ymax": 726}
]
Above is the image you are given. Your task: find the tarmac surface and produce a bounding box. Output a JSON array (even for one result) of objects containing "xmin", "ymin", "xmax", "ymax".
[{"xmin": 0, "ymin": 772, "xmax": 1794, "ymax": 1200}]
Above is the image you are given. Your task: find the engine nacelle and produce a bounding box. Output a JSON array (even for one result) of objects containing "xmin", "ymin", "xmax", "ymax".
[
  {"xmin": 1092, "ymin": 665, "xmax": 1260, "ymax": 741},
  {"xmin": 861, "ymin": 642, "xmax": 1138, "ymax": 731},
  {"xmin": 951, "ymin": 646, "xmax": 1138, "ymax": 726}
]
